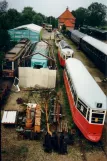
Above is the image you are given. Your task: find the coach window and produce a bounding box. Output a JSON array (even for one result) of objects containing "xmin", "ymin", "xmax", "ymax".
[
  {"xmin": 95, "ymin": 49, "xmax": 99, "ymax": 57},
  {"xmin": 100, "ymin": 52, "xmax": 105, "ymax": 61},
  {"xmin": 67, "ymin": 72, "xmax": 70, "ymax": 81},
  {"xmin": 77, "ymin": 99, "xmax": 87, "ymax": 118},
  {"xmin": 70, "ymin": 84, "xmax": 73, "ymax": 95},
  {"xmin": 87, "ymin": 109, "xmax": 90, "ymax": 121},
  {"xmin": 63, "ymin": 55, "xmax": 65, "ymax": 59},
  {"xmin": 74, "ymin": 92, "xmax": 77, "ymax": 105},
  {"xmin": 14, "ymin": 60, "xmax": 17, "ymax": 69},
  {"xmin": 92, "ymin": 47, "xmax": 96, "ymax": 55},
  {"xmin": 69, "ymin": 79, "xmax": 72, "ymax": 86},
  {"xmin": 90, "ymin": 45, "xmax": 94, "ymax": 52}
]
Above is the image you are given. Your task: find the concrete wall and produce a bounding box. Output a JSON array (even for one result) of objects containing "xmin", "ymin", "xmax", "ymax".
[{"xmin": 19, "ymin": 67, "xmax": 56, "ymax": 88}]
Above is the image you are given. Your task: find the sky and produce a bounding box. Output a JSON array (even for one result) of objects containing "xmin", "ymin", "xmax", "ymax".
[{"xmin": 4, "ymin": 0, "xmax": 107, "ymax": 17}]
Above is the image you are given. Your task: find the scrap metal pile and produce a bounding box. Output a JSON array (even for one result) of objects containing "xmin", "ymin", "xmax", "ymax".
[
  {"xmin": 15, "ymin": 90, "xmax": 74, "ymax": 154},
  {"xmin": 2, "ymin": 88, "xmax": 75, "ymax": 155}
]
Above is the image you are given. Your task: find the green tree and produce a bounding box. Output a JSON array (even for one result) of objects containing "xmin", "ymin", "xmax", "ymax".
[
  {"xmin": 72, "ymin": 7, "xmax": 88, "ymax": 28},
  {"xmin": 0, "ymin": 0, "xmax": 10, "ymax": 52},
  {"xmin": 47, "ymin": 16, "xmax": 58, "ymax": 28},
  {"xmin": 21, "ymin": 7, "xmax": 36, "ymax": 24},
  {"xmin": 5, "ymin": 9, "xmax": 21, "ymax": 29},
  {"xmin": 87, "ymin": 2, "xmax": 107, "ymax": 26},
  {"xmin": 72, "ymin": 2, "xmax": 107, "ymax": 28},
  {"xmin": 0, "ymin": 0, "xmax": 10, "ymax": 69},
  {"xmin": 33, "ymin": 14, "xmax": 43, "ymax": 26},
  {"xmin": 61, "ymin": 24, "xmax": 66, "ymax": 34}
]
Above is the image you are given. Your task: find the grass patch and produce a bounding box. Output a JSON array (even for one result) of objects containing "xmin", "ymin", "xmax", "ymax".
[
  {"xmin": 17, "ymin": 146, "xmax": 28, "ymax": 155},
  {"xmin": 54, "ymin": 42, "xmax": 74, "ymax": 128},
  {"xmin": 1, "ymin": 149, "xmax": 9, "ymax": 154}
]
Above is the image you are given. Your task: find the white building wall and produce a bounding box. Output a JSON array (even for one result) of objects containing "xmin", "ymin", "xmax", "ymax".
[{"xmin": 19, "ymin": 67, "xmax": 56, "ymax": 88}]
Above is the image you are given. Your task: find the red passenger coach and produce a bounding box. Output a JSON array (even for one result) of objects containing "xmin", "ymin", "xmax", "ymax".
[
  {"xmin": 58, "ymin": 40, "xmax": 74, "ymax": 67},
  {"xmin": 64, "ymin": 58, "xmax": 106, "ymax": 142}
]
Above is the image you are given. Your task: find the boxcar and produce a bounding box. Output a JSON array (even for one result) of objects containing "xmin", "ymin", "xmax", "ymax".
[
  {"xmin": 58, "ymin": 40, "xmax": 74, "ymax": 67},
  {"xmin": 64, "ymin": 58, "xmax": 107, "ymax": 142},
  {"xmin": 80, "ymin": 35, "xmax": 107, "ymax": 76}
]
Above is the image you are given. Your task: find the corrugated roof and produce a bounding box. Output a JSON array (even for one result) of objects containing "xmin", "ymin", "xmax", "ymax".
[
  {"xmin": 66, "ymin": 58, "xmax": 106, "ymax": 110},
  {"xmin": 13, "ymin": 23, "xmax": 42, "ymax": 33},
  {"xmin": 58, "ymin": 8, "xmax": 75, "ymax": 20}
]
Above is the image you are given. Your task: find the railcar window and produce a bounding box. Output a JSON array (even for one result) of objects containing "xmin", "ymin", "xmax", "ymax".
[
  {"xmin": 69, "ymin": 79, "xmax": 72, "ymax": 86},
  {"xmin": 63, "ymin": 55, "xmax": 65, "ymax": 59},
  {"xmin": 70, "ymin": 84, "xmax": 77, "ymax": 104},
  {"xmin": 14, "ymin": 60, "xmax": 17, "ymax": 68},
  {"xmin": 71, "ymin": 85, "xmax": 74, "ymax": 96},
  {"xmin": 3, "ymin": 61, "xmax": 12, "ymax": 70},
  {"xmin": 91, "ymin": 113, "xmax": 104, "ymax": 124},
  {"xmin": 66, "ymin": 69, "xmax": 70, "ymax": 81},
  {"xmin": 87, "ymin": 110, "xmax": 90, "ymax": 121},
  {"xmin": 77, "ymin": 99, "xmax": 87, "ymax": 118},
  {"xmin": 100, "ymin": 52, "xmax": 105, "ymax": 61},
  {"xmin": 74, "ymin": 92, "xmax": 77, "ymax": 104}
]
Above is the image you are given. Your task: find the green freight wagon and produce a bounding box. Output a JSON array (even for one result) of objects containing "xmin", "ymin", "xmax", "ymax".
[{"xmin": 8, "ymin": 23, "xmax": 43, "ymax": 43}]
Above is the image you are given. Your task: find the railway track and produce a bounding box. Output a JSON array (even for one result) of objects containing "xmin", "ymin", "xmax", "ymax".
[{"xmin": 76, "ymin": 129, "xmax": 107, "ymax": 161}]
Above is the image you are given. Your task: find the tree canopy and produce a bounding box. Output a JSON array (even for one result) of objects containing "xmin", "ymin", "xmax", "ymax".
[{"xmin": 72, "ymin": 2, "xmax": 107, "ymax": 28}]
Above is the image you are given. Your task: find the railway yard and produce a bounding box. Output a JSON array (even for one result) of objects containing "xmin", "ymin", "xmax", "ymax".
[{"xmin": 1, "ymin": 29, "xmax": 107, "ymax": 161}]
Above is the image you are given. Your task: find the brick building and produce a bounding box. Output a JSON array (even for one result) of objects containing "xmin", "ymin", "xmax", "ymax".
[{"xmin": 58, "ymin": 7, "xmax": 76, "ymax": 30}]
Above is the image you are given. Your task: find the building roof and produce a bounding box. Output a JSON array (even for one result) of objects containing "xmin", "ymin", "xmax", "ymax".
[
  {"xmin": 58, "ymin": 7, "xmax": 75, "ymax": 20},
  {"xmin": 64, "ymin": 20, "xmax": 75, "ymax": 27},
  {"xmin": 83, "ymin": 35, "xmax": 107, "ymax": 55},
  {"xmin": 13, "ymin": 23, "xmax": 42, "ymax": 33},
  {"xmin": 66, "ymin": 58, "xmax": 106, "ymax": 110}
]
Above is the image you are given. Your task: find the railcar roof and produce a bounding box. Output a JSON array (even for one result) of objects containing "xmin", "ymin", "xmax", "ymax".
[
  {"xmin": 83, "ymin": 35, "xmax": 107, "ymax": 55},
  {"xmin": 5, "ymin": 47, "xmax": 22, "ymax": 59},
  {"xmin": 60, "ymin": 40, "xmax": 71, "ymax": 49},
  {"xmin": 15, "ymin": 44, "xmax": 25, "ymax": 48},
  {"xmin": 66, "ymin": 58, "xmax": 106, "ymax": 110},
  {"xmin": 71, "ymin": 30, "xmax": 86, "ymax": 38}
]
